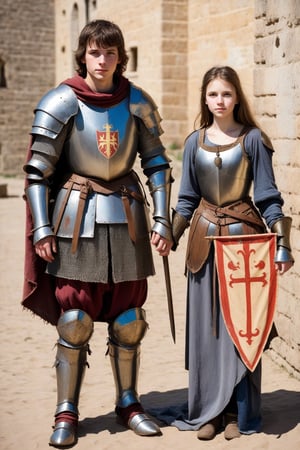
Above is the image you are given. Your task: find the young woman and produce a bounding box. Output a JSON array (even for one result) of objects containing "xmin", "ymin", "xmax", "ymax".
[
  {"xmin": 23, "ymin": 20, "xmax": 173, "ymax": 447},
  {"xmin": 161, "ymin": 66, "xmax": 294, "ymax": 441}
]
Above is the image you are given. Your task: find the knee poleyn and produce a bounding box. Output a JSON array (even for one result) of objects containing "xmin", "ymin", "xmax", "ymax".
[
  {"xmin": 108, "ymin": 307, "xmax": 148, "ymax": 347},
  {"xmin": 57, "ymin": 309, "xmax": 94, "ymax": 349}
]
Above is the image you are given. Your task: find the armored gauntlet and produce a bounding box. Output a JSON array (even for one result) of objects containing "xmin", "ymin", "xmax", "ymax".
[
  {"xmin": 271, "ymin": 216, "xmax": 294, "ymax": 263},
  {"xmin": 171, "ymin": 209, "xmax": 190, "ymax": 250},
  {"xmin": 25, "ymin": 183, "xmax": 54, "ymax": 244},
  {"xmin": 147, "ymin": 167, "xmax": 173, "ymax": 241}
]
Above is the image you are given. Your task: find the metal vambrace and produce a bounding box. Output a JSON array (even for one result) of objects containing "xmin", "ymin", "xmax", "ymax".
[
  {"xmin": 171, "ymin": 209, "xmax": 190, "ymax": 250},
  {"xmin": 54, "ymin": 309, "xmax": 94, "ymax": 416},
  {"xmin": 25, "ymin": 182, "xmax": 54, "ymax": 244},
  {"xmin": 271, "ymin": 216, "xmax": 294, "ymax": 263},
  {"xmin": 146, "ymin": 167, "xmax": 173, "ymax": 241},
  {"xmin": 108, "ymin": 308, "xmax": 148, "ymax": 408}
]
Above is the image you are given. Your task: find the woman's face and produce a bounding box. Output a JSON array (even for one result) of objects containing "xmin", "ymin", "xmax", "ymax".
[
  {"xmin": 82, "ymin": 40, "xmax": 120, "ymax": 92},
  {"xmin": 205, "ymin": 77, "xmax": 238, "ymax": 120}
]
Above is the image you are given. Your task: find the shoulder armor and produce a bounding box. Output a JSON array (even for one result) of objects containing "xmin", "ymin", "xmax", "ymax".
[
  {"xmin": 32, "ymin": 84, "xmax": 78, "ymax": 139},
  {"xmin": 261, "ymin": 130, "xmax": 274, "ymax": 152},
  {"xmin": 129, "ymin": 84, "xmax": 163, "ymax": 137}
]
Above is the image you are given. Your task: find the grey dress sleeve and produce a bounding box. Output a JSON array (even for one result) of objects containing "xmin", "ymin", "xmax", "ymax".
[
  {"xmin": 244, "ymin": 127, "xmax": 284, "ymax": 228},
  {"xmin": 175, "ymin": 130, "xmax": 202, "ymax": 220}
]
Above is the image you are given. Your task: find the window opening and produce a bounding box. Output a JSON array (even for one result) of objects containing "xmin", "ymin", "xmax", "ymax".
[
  {"xmin": 0, "ymin": 59, "xmax": 7, "ymax": 87},
  {"xmin": 128, "ymin": 47, "xmax": 138, "ymax": 73}
]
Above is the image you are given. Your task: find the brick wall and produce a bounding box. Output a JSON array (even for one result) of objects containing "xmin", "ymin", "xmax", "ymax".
[
  {"xmin": 0, "ymin": 0, "xmax": 55, "ymax": 174},
  {"xmin": 187, "ymin": 1, "xmax": 255, "ymax": 135}
]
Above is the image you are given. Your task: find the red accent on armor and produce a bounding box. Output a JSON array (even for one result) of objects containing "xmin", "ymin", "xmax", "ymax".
[
  {"xmin": 55, "ymin": 412, "xmax": 78, "ymax": 428},
  {"xmin": 96, "ymin": 126, "xmax": 119, "ymax": 159},
  {"xmin": 116, "ymin": 403, "xmax": 145, "ymax": 425}
]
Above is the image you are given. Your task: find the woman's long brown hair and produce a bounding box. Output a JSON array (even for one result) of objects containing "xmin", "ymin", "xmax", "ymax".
[{"xmin": 194, "ymin": 66, "xmax": 259, "ymax": 130}]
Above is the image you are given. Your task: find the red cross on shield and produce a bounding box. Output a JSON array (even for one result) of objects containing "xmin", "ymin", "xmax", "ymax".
[
  {"xmin": 213, "ymin": 233, "xmax": 277, "ymax": 371},
  {"xmin": 96, "ymin": 123, "xmax": 119, "ymax": 159}
]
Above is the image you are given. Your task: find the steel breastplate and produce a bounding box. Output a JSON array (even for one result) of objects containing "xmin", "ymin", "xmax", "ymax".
[
  {"xmin": 64, "ymin": 97, "xmax": 138, "ymax": 181},
  {"xmin": 195, "ymin": 131, "xmax": 252, "ymax": 206},
  {"xmin": 52, "ymin": 98, "xmax": 151, "ymax": 237}
]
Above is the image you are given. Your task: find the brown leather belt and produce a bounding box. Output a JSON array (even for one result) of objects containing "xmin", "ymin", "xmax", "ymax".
[
  {"xmin": 53, "ymin": 171, "xmax": 145, "ymax": 253},
  {"xmin": 200, "ymin": 197, "xmax": 264, "ymax": 228}
]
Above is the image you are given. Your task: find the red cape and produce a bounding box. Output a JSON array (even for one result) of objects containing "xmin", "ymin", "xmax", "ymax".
[{"xmin": 22, "ymin": 76, "xmax": 130, "ymax": 325}]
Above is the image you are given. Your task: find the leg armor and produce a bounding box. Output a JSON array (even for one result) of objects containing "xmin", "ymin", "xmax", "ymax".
[
  {"xmin": 108, "ymin": 308, "xmax": 161, "ymax": 436},
  {"xmin": 49, "ymin": 309, "xmax": 94, "ymax": 448}
]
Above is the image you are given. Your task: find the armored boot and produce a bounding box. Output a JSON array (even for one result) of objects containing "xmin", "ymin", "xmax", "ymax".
[
  {"xmin": 49, "ymin": 309, "xmax": 94, "ymax": 448},
  {"xmin": 108, "ymin": 308, "xmax": 161, "ymax": 436}
]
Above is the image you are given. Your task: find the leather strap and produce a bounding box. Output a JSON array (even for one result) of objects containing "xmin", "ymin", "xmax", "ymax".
[
  {"xmin": 53, "ymin": 172, "xmax": 144, "ymax": 253},
  {"xmin": 53, "ymin": 181, "xmax": 73, "ymax": 235},
  {"xmin": 201, "ymin": 197, "xmax": 264, "ymax": 228},
  {"xmin": 71, "ymin": 182, "xmax": 91, "ymax": 254},
  {"xmin": 121, "ymin": 186, "xmax": 136, "ymax": 243}
]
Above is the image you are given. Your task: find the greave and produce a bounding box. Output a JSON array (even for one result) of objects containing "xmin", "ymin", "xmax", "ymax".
[
  {"xmin": 107, "ymin": 308, "xmax": 160, "ymax": 436},
  {"xmin": 49, "ymin": 309, "xmax": 93, "ymax": 447},
  {"xmin": 108, "ymin": 341, "xmax": 140, "ymax": 408},
  {"xmin": 54, "ymin": 342, "xmax": 88, "ymax": 416}
]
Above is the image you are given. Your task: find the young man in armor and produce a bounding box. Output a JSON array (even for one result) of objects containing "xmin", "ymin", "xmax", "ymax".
[{"xmin": 23, "ymin": 19, "xmax": 173, "ymax": 447}]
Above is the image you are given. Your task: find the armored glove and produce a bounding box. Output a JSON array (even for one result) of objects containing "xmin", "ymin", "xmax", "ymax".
[
  {"xmin": 25, "ymin": 183, "xmax": 54, "ymax": 244},
  {"xmin": 171, "ymin": 209, "xmax": 190, "ymax": 250},
  {"xmin": 271, "ymin": 216, "xmax": 294, "ymax": 263},
  {"xmin": 147, "ymin": 167, "xmax": 173, "ymax": 241}
]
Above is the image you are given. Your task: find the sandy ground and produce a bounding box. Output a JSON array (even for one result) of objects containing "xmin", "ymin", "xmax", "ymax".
[{"xmin": 0, "ymin": 166, "xmax": 299, "ymax": 450}]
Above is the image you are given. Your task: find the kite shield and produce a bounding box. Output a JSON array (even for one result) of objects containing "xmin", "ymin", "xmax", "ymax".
[{"xmin": 212, "ymin": 233, "xmax": 277, "ymax": 371}]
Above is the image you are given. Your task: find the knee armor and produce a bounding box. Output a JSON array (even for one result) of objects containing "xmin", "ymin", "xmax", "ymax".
[
  {"xmin": 57, "ymin": 309, "xmax": 94, "ymax": 348},
  {"xmin": 108, "ymin": 307, "xmax": 148, "ymax": 347}
]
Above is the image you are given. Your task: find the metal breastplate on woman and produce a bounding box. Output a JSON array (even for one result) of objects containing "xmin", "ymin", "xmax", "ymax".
[
  {"xmin": 185, "ymin": 131, "xmax": 266, "ymax": 273},
  {"xmin": 194, "ymin": 130, "xmax": 252, "ymax": 206}
]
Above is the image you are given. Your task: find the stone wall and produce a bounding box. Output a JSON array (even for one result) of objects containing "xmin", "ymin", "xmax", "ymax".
[
  {"xmin": 187, "ymin": 0, "xmax": 255, "ymax": 134},
  {"xmin": 0, "ymin": 0, "xmax": 55, "ymax": 175},
  {"xmin": 253, "ymin": 0, "xmax": 300, "ymax": 379}
]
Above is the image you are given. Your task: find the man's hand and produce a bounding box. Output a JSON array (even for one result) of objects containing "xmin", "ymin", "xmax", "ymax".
[
  {"xmin": 151, "ymin": 232, "xmax": 173, "ymax": 256},
  {"xmin": 35, "ymin": 235, "xmax": 57, "ymax": 262}
]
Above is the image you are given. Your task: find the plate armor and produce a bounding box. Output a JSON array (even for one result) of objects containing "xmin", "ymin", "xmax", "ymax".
[{"xmin": 25, "ymin": 83, "xmax": 172, "ymax": 246}]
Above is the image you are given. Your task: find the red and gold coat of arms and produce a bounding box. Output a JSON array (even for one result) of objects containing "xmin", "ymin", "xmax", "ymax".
[{"xmin": 96, "ymin": 123, "xmax": 119, "ymax": 159}]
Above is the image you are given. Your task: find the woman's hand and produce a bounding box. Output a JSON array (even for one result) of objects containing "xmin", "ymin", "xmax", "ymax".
[
  {"xmin": 151, "ymin": 232, "xmax": 173, "ymax": 257},
  {"xmin": 275, "ymin": 261, "xmax": 294, "ymax": 275},
  {"xmin": 35, "ymin": 235, "xmax": 57, "ymax": 262}
]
